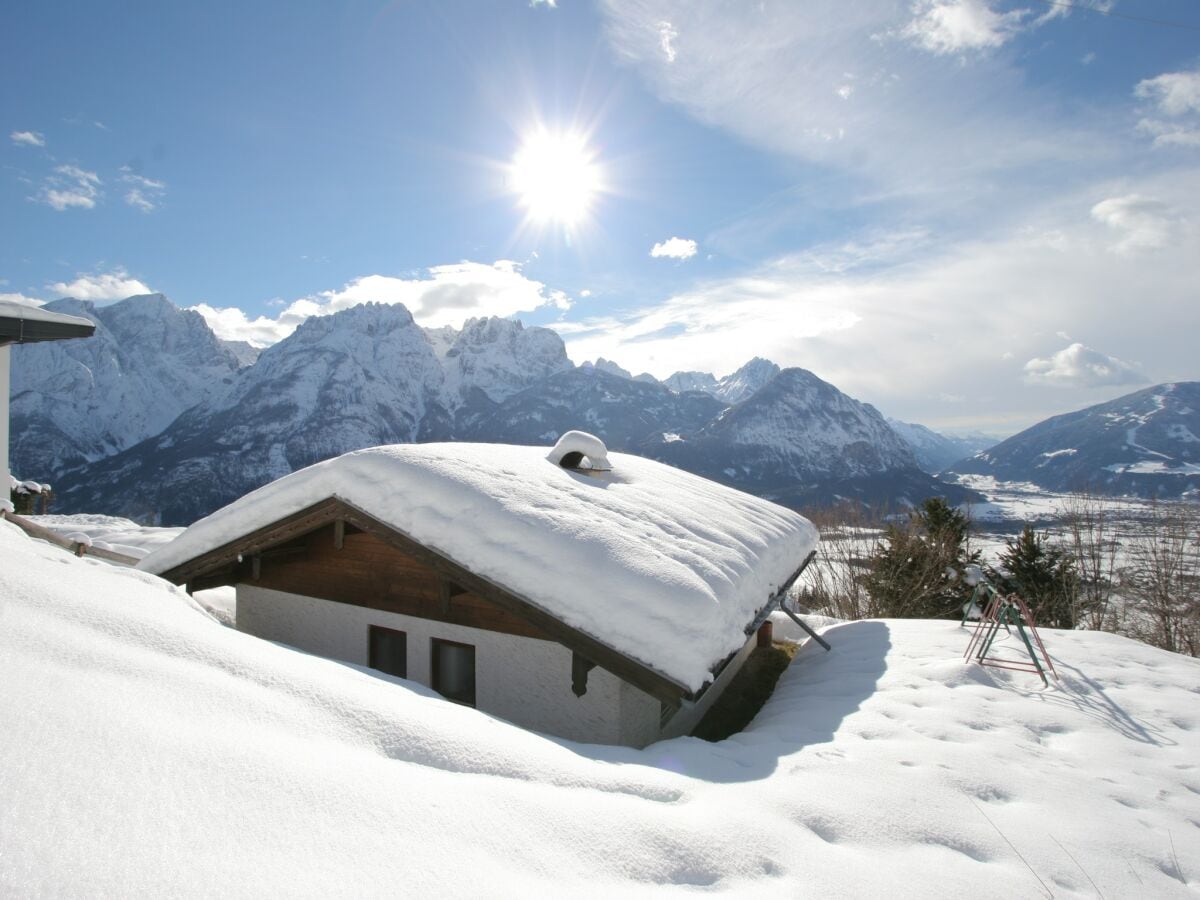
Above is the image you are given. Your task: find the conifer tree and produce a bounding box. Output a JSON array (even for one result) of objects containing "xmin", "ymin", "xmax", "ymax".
[
  {"xmin": 992, "ymin": 525, "xmax": 1079, "ymax": 629},
  {"xmin": 863, "ymin": 497, "xmax": 978, "ymax": 619}
]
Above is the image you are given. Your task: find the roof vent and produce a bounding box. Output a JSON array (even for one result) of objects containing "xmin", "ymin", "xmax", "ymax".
[{"xmin": 548, "ymin": 431, "xmax": 612, "ymax": 471}]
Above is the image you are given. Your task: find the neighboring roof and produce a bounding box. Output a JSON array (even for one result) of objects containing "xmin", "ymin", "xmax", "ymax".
[
  {"xmin": 0, "ymin": 300, "xmax": 95, "ymax": 345},
  {"xmin": 140, "ymin": 441, "xmax": 819, "ymax": 693}
]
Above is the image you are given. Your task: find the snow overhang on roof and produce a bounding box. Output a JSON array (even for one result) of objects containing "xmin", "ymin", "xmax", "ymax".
[
  {"xmin": 0, "ymin": 300, "xmax": 95, "ymax": 346},
  {"xmin": 140, "ymin": 438, "xmax": 820, "ymax": 694}
]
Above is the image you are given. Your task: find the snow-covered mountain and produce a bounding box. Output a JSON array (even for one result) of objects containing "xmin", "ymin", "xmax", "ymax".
[
  {"xmin": 886, "ymin": 418, "xmax": 996, "ymax": 473},
  {"xmin": 661, "ymin": 358, "xmax": 781, "ymax": 404},
  {"xmin": 579, "ymin": 358, "xmax": 659, "ymax": 384},
  {"xmin": 460, "ymin": 367, "xmax": 727, "ymax": 449},
  {"xmin": 220, "ymin": 339, "xmax": 261, "ymax": 368},
  {"xmin": 9, "ymin": 294, "xmax": 241, "ymax": 480},
  {"xmin": 53, "ymin": 305, "xmax": 582, "ymax": 522},
  {"xmin": 440, "ymin": 316, "xmax": 572, "ymax": 408},
  {"xmin": 643, "ymin": 368, "xmax": 980, "ymax": 509},
  {"xmin": 18, "ymin": 295, "xmax": 977, "ymax": 523},
  {"xmin": 947, "ymin": 382, "xmax": 1200, "ymax": 498}
]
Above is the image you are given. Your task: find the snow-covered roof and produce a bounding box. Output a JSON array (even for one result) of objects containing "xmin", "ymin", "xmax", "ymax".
[{"xmin": 140, "ymin": 439, "xmax": 818, "ymax": 691}]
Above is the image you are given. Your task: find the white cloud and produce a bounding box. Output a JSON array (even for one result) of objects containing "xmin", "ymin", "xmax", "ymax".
[
  {"xmin": 598, "ymin": 1, "xmax": 1102, "ymax": 204},
  {"xmin": 48, "ymin": 268, "xmax": 153, "ymax": 301},
  {"xmin": 902, "ymin": 0, "xmax": 1025, "ymax": 55},
  {"xmin": 1136, "ymin": 118, "xmax": 1200, "ymax": 149},
  {"xmin": 10, "ymin": 131, "xmax": 45, "ymax": 148},
  {"xmin": 658, "ymin": 21, "xmax": 678, "ymax": 63},
  {"xmin": 119, "ymin": 168, "xmax": 167, "ymax": 213},
  {"xmin": 188, "ymin": 304, "xmax": 301, "ymax": 348},
  {"xmin": 35, "ymin": 165, "xmax": 102, "ymax": 211},
  {"xmin": 1135, "ymin": 69, "xmax": 1200, "ymax": 117},
  {"xmin": 529, "ymin": 0, "xmax": 557, "ymax": 6},
  {"xmin": 1090, "ymin": 195, "xmax": 1178, "ymax": 253},
  {"xmin": 190, "ymin": 260, "xmax": 569, "ymax": 347},
  {"xmin": 1023, "ymin": 343, "xmax": 1147, "ymax": 389},
  {"xmin": 0, "ymin": 292, "xmax": 44, "ymax": 308},
  {"xmin": 1135, "ymin": 67, "xmax": 1200, "ymax": 149},
  {"xmin": 650, "ymin": 237, "xmax": 698, "ymax": 259},
  {"xmin": 553, "ymin": 170, "xmax": 1200, "ymax": 431}
]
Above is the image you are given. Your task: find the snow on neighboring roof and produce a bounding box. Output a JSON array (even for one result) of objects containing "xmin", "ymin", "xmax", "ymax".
[{"xmin": 140, "ymin": 440, "xmax": 818, "ymax": 691}]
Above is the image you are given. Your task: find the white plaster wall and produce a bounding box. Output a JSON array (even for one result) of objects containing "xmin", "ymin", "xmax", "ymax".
[
  {"xmin": 1, "ymin": 345, "xmax": 10, "ymax": 488},
  {"xmin": 659, "ymin": 632, "xmax": 759, "ymax": 741},
  {"xmin": 237, "ymin": 585, "xmax": 666, "ymax": 747}
]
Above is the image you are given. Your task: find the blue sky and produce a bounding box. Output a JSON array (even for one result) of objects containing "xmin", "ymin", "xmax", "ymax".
[{"xmin": 4, "ymin": 1, "xmax": 1199, "ymax": 433}]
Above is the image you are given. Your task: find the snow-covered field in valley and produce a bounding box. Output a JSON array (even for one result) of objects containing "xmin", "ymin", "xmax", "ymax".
[{"xmin": 2, "ymin": 520, "xmax": 1198, "ymax": 897}]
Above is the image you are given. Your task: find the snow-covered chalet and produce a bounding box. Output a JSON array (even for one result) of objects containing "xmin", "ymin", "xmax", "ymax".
[{"xmin": 140, "ymin": 432, "xmax": 819, "ymax": 747}]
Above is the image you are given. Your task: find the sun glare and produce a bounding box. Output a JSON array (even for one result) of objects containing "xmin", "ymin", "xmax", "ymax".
[{"xmin": 510, "ymin": 129, "xmax": 601, "ymax": 227}]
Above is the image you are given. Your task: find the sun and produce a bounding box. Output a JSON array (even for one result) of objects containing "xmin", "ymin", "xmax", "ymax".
[{"xmin": 509, "ymin": 129, "xmax": 602, "ymax": 227}]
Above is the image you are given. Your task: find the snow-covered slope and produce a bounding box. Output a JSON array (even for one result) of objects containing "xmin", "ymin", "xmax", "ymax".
[
  {"xmin": 9, "ymin": 294, "xmax": 241, "ymax": 479},
  {"xmin": 646, "ymin": 367, "xmax": 979, "ymax": 508},
  {"xmin": 887, "ymin": 418, "xmax": 997, "ymax": 473},
  {"xmin": 3, "ymin": 521, "xmax": 1197, "ymax": 897},
  {"xmin": 948, "ymin": 382, "xmax": 1200, "ymax": 498}
]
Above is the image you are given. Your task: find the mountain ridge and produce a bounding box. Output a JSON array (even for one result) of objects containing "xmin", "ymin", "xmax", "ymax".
[
  {"xmin": 13, "ymin": 293, "xmax": 981, "ymax": 523},
  {"xmin": 947, "ymin": 382, "xmax": 1200, "ymax": 498}
]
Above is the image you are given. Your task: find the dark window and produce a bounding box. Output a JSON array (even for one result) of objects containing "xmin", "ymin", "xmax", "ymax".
[
  {"xmin": 368, "ymin": 625, "xmax": 407, "ymax": 679},
  {"xmin": 432, "ymin": 638, "xmax": 475, "ymax": 707}
]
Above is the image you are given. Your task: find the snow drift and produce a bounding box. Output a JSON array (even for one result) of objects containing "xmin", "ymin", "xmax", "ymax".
[{"xmin": 3, "ymin": 522, "xmax": 1198, "ymax": 897}]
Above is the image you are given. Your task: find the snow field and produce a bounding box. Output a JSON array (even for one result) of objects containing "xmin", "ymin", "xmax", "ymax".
[{"xmin": 3, "ymin": 521, "xmax": 1198, "ymax": 897}]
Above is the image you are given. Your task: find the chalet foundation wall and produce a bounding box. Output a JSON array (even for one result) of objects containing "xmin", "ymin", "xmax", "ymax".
[{"xmin": 237, "ymin": 584, "xmax": 663, "ymax": 747}]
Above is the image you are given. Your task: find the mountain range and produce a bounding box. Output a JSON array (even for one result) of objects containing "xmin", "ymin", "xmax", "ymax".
[
  {"xmin": 10, "ymin": 294, "xmax": 986, "ymax": 524},
  {"xmin": 947, "ymin": 382, "xmax": 1200, "ymax": 498}
]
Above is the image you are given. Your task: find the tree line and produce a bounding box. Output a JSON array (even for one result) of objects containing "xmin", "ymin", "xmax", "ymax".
[{"xmin": 797, "ymin": 494, "xmax": 1200, "ymax": 658}]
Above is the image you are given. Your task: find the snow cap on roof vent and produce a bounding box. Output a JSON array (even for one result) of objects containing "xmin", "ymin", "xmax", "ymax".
[{"xmin": 548, "ymin": 430, "xmax": 612, "ymax": 471}]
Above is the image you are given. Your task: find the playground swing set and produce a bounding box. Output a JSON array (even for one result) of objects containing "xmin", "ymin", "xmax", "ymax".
[{"xmin": 961, "ymin": 579, "xmax": 1059, "ymax": 687}]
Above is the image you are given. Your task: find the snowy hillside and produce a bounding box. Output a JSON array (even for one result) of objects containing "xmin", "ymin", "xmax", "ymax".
[
  {"xmin": 9, "ymin": 294, "xmax": 241, "ymax": 478},
  {"xmin": 2, "ymin": 521, "xmax": 1197, "ymax": 896},
  {"xmin": 949, "ymin": 382, "xmax": 1200, "ymax": 498}
]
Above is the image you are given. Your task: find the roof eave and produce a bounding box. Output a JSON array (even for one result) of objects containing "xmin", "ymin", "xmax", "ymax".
[{"xmin": 0, "ymin": 315, "xmax": 96, "ymax": 345}]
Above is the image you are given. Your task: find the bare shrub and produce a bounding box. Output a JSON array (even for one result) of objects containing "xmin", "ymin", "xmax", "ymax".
[
  {"xmin": 1123, "ymin": 500, "xmax": 1200, "ymax": 658},
  {"xmin": 1059, "ymin": 491, "xmax": 1123, "ymax": 632},
  {"xmin": 795, "ymin": 503, "xmax": 879, "ymax": 620}
]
